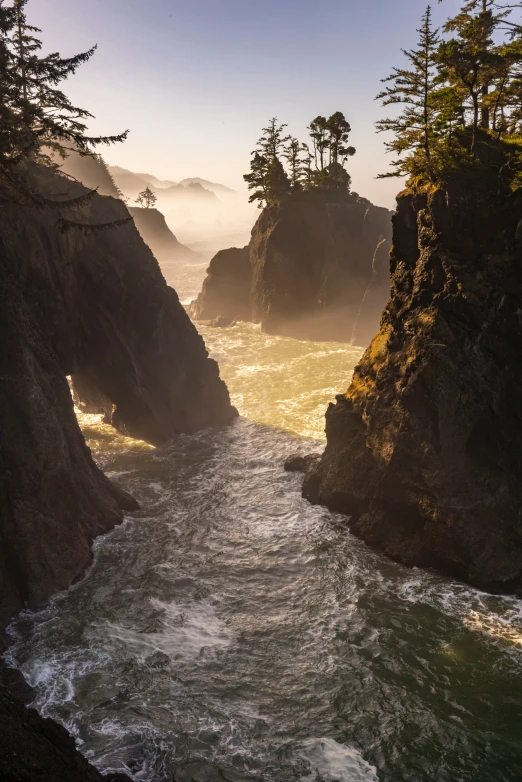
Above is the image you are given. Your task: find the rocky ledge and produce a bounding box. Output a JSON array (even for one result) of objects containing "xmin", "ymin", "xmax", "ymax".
[{"xmin": 302, "ymin": 189, "xmax": 522, "ymax": 592}]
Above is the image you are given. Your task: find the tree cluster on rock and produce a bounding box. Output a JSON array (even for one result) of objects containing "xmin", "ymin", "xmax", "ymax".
[
  {"xmin": 243, "ymin": 113, "xmax": 355, "ymax": 207},
  {"xmin": 377, "ymin": 1, "xmax": 522, "ymax": 192}
]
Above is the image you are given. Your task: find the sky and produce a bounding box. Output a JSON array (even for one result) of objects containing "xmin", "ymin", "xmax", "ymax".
[{"xmin": 30, "ymin": 0, "xmax": 463, "ymax": 208}]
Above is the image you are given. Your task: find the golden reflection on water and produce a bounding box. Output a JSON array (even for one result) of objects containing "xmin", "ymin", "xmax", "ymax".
[{"xmin": 199, "ymin": 321, "xmax": 363, "ymax": 441}]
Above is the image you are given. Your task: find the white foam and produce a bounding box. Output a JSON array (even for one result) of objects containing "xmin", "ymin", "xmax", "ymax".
[
  {"xmin": 298, "ymin": 737, "xmax": 379, "ymax": 781},
  {"xmin": 88, "ymin": 596, "xmax": 234, "ymax": 665}
]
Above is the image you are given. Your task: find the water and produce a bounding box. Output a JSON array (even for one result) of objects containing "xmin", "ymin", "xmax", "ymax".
[{"xmin": 5, "ymin": 254, "xmax": 522, "ymax": 781}]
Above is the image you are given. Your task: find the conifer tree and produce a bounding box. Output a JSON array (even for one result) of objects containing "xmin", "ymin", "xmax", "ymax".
[
  {"xmin": 0, "ymin": 0, "xmax": 128, "ymax": 213},
  {"xmin": 376, "ymin": 6, "xmax": 440, "ymax": 178},
  {"xmin": 438, "ymin": 1, "xmax": 503, "ymax": 154},
  {"xmin": 282, "ymin": 137, "xmax": 304, "ymax": 190},
  {"xmin": 243, "ymin": 151, "xmax": 269, "ymax": 206},
  {"xmin": 136, "ymin": 186, "xmax": 157, "ymax": 208},
  {"xmin": 243, "ymin": 118, "xmax": 291, "ymax": 207},
  {"xmin": 308, "ymin": 116, "xmax": 329, "ymax": 171}
]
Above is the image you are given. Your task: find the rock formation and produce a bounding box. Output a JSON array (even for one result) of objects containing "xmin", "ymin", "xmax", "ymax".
[
  {"xmin": 188, "ymin": 246, "xmax": 251, "ymax": 322},
  {"xmin": 0, "ymin": 681, "xmax": 129, "ymax": 782},
  {"xmin": 129, "ymin": 206, "xmax": 197, "ymax": 261},
  {"xmin": 0, "ymin": 165, "xmax": 236, "ymax": 628},
  {"xmin": 190, "ymin": 190, "xmax": 392, "ymax": 345},
  {"xmin": 302, "ymin": 188, "xmax": 522, "ymax": 592}
]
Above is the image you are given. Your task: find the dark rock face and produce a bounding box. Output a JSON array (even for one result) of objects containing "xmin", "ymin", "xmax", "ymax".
[
  {"xmin": 189, "ymin": 246, "xmax": 251, "ymax": 322},
  {"xmin": 0, "ymin": 682, "xmax": 129, "ymax": 781},
  {"xmin": 129, "ymin": 206, "xmax": 197, "ymax": 261},
  {"xmin": 190, "ymin": 191, "xmax": 392, "ymax": 345},
  {"xmin": 0, "ymin": 167, "xmax": 236, "ymax": 626},
  {"xmin": 303, "ymin": 189, "xmax": 522, "ymax": 592},
  {"xmin": 284, "ymin": 453, "xmax": 320, "ymax": 473},
  {"xmin": 0, "ymin": 174, "xmax": 236, "ymax": 445},
  {"xmin": 250, "ymin": 191, "xmax": 392, "ymax": 344},
  {"xmin": 0, "ymin": 245, "xmax": 137, "ymax": 627}
]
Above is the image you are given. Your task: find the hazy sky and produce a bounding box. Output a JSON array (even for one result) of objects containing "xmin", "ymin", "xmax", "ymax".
[{"xmin": 30, "ymin": 0, "xmax": 463, "ymax": 208}]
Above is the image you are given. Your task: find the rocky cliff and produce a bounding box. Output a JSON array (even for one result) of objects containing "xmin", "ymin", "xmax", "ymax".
[
  {"xmin": 302, "ymin": 189, "xmax": 522, "ymax": 592},
  {"xmin": 129, "ymin": 206, "xmax": 197, "ymax": 261},
  {"xmin": 0, "ymin": 166, "xmax": 236, "ymax": 627},
  {"xmin": 190, "ymin": 190, "xmax": 392, "ymax": 344},
  {"xmin": 188, "ymin": 245, "xmax": 251, "ymax": 323}
]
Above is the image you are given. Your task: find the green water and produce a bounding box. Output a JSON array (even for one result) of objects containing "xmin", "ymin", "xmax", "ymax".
[{"xmin": 5, "ymin": 257, "xmax": 522, "ymax": 781}]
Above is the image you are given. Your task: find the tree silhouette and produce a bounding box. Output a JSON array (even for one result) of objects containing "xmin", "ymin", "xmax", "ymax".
[
  {"xmin": 376, "ymin": 6, "xmax": 440, "ymax": 178},
  {"xmin": 0, "ymin": 0, "xmax": 128, "ymax": 219},
  {"xmin": 136, "ymin": 187, "xmax": 157, "ymax": 208}
]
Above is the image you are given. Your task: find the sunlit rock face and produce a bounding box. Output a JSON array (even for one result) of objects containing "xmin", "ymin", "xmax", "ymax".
[
  {"xmin": 0, "ymin": 166, "xmax": 236, "ymax": 626},
  {"xmin": 188, "ymin": 246, "xmax": 251, "ymax": 323},
  {"xmin": 129, "ymin": 206, "xmax": 197, "ymax": 262},
  {"xmin": 303, "ymin": 189, "xmax": 522, "ymax": 592},
  {"xmin": 190, "ymin": 190, "xmax": 392, "ymax": 346}
]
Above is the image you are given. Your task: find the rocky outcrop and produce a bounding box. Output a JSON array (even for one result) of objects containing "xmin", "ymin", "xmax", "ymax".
[
  {"xmin": 250, "ymin": 191, "xmax": 392, "ymax": 343},
  {"xmin": 0, "ymin": 166, "xmax": 236, "ymax": 627},
  {"xmin": 129, "ymin": 206, "xmax": 197, "ymax": 261},
  {"xmin": 188, "ymin": 246, "xmax": 251, "ymax": 322},
  {"xmin": 0, "ymin": 682, "xmax": 129, "ymax": 782},
  {"xmin": 303, "ymin": 188, "xmax": 522, "ymax": 592},
  {"xmin": 190, "ymin": 190, "xmax": 392, "ymax": 345}
]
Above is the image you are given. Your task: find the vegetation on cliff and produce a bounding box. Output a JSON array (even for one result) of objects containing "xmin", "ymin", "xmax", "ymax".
[
  {"xmin": 377, "ymin": 1, "xmax": 522, "ymax": 192},
  {"xmin": 243, "ymin": 112, "xmax": 355, "ymax": 207},
  {"xmin": 0, "ymin": 0, "xmax": 127, "ymax": 224}
]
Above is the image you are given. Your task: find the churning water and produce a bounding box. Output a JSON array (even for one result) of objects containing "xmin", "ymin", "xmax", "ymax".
[{"xmin": 5, "ymin": 256, "xmax": 522, "ymax": 781}]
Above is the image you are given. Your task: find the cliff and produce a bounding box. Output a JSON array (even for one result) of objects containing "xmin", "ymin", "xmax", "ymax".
[
  {"xmin": 129, "ymin": 206, "xmax": 197, "ymax": 261},
  {"xmin": 188, "ymin": 245, "xmax": 251, "ymax": 323},
  {"xmin": 0, "ymin": 165, "xmax": 236, "ymax": 627},
  {"xmin": 302, "ymin": 189, "xmax": 522, "ymax": 592},
  {"xmin": 190, "ymin": 190, "xmax": 392, "ymax": 344}
]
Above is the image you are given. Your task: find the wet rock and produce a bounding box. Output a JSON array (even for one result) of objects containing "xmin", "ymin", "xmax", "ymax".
[
  {"xmin": 0, "ymin": 684, "xmax": 132, "ymax": 781},
  {"xmin": 211, "ymin": 315, "xmax": 235, "ymax": 328},
  {"xmin": 284, "ymin": 453, "xmax": 321, "ymax": 473},
  {"xmin": 303, "ymin": 188, "xmax": 522, "ymax": 592}
]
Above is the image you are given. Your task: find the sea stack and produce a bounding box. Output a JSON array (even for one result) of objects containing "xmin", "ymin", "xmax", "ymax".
[{"xmin": 189, "ymin": 190, "xmax": 392, "ymax": 345}]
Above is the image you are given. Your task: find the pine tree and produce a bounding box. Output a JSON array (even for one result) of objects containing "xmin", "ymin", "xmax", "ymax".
[
  {"xmin": 325, "ymin": 112, "xmax": 355, "ymax": 186},
  {"xmin": 243, "ymin": 117, "xmax": 290, "ymax": 207},
  {"xmin": 136, "ymin": 187, "xmax": 157, "ymax": 208},
  {"xmin": 376, "ymin": 6, "xmax": 440, "ymax": 179},
  {"xmin": 0, "ymin": 0, "xmax": 128, "ymax": 212},
  {"xmin": 438, "ymin": 1, "xmax": 506, "ymax": 155},
  {"xmin": 308, "ymin": 116, "xmax": 329, "ymax": 171},
  {"xmin": 282, "ymin": 137, "xmax": 304, "ymax": 190},
  {"xmin": 243, "ymin": 151, "xmax": 269, "ymax": 206}
]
